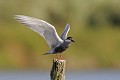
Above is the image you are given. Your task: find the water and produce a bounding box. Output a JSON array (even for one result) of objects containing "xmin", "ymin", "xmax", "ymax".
[{"xmin": 0, "ymin": 70, "xmax": 120, "ymax": 80}]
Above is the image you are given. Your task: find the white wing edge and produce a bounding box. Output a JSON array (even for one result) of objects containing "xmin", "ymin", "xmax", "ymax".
[
  {"xmin": 60, "ymin": 23, "xmax": 70, "ymax": 40},
  {"xmin": 14, "ymin": 15, "xmax": 63, "ymax": 48}
]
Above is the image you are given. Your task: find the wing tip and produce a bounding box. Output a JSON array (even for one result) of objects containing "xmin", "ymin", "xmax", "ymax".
[
  {"xmin": 66, "ymin": 23, "xmax": 70, "ymax": 27},
  {"xmin": 66, "ymin": 23, "xmax": 70, "ymax": 30},
  {"xmin": 14, "ymin": 15, "xmax": 24, "ymax": 21},
  {"xmin": 14, "ymin": 15, "xmax": 30, "ymax": 20},
  {"xmin": 14, "ymin": 15, "xmax": 24, "ymax": 24},
  {"xmin": 14, "ymin": 15, "xmax": 23, "ymax": 19}
]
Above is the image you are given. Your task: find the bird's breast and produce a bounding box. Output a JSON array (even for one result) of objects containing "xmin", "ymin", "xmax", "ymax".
[{"xmin": 54, "ymin": 45, "xmax": 68, "ymax": 53}]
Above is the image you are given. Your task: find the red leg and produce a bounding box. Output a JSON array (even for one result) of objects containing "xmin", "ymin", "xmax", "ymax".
[
  {"xmin": 56, "ymin": 54, "xmax": 58, "ymax": 59},
  {"xmin": 60, "ymin": 53, "xmax": 62, "ymax": 58},
  {"xmin": 56, "ymin": 53, "xmax": 64, "ymax": 60}
]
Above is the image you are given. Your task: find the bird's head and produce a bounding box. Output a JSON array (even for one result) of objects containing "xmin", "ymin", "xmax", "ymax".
[{"xmin": 67, "ymin": 37, "xmax": 75, "ymax": 43}]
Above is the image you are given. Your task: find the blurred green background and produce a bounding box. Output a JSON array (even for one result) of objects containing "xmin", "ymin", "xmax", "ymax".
[{"xmin": 0, "ymin": 0, "xmax": 120, "ymax": 70}]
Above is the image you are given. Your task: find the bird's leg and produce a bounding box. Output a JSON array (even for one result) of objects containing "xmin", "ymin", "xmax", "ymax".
[
  {"xmin": 60, "ymin": 53, "xmax": 62, "ymax": 59},
  {"xmin": 56, "ymin": 53, "xmax": 63, "ymax": 60},
  {"xmin": 59, "ymin": 53, "xmax": 64, "ymax": 60},
  {"xmin": 56, "ymin": 54, "xmax": 59, "ymax": 59}
]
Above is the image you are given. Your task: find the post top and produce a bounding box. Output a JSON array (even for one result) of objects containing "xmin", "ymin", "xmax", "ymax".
[{"xmin": 53, "ymin": 59, "xmax": 66, "ymax": 62}]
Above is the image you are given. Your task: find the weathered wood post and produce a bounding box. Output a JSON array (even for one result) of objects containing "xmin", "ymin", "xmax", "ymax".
[{"xmin": 50, "ymin": 59, "xmax": 66, "ymax": 80}]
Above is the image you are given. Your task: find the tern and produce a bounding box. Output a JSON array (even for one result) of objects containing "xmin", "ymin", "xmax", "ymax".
[{"xmin": 14, "ymin": 15, "xmax": 75, "ymax": 59}]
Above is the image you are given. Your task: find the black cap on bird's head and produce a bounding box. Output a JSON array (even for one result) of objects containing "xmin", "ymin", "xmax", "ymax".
[{"xmin": 67, "ymin": 37, "xmax": 75, "ymax": 43}]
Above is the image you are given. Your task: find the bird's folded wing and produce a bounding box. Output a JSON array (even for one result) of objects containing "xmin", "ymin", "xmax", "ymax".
[
  {"xmin": 60, "ymin": 23, "xmax": 70, "ymax": 40},
  {"xmin": 14, "ymin": 15, "xmax": 63, "ymax": 48}
]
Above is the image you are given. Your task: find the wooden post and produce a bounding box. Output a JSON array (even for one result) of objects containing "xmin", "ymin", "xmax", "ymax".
[{"xmin": 50, "ymin": 59, "xmax": 66, "ymax": 80}]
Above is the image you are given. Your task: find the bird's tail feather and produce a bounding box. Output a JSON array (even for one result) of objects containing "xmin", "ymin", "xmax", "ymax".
[{"xmin": 42, "ymin": 53, "xmax": 49, "ymax": 55}]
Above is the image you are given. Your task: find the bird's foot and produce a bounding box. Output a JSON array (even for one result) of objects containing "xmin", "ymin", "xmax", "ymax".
[
  {"xmin": 55, "ymin": 53, "xmax": 64, "ymax": 60},
  {"xmin": 56, "ymin": 57, "xmax": 64, "ymax": 60}
]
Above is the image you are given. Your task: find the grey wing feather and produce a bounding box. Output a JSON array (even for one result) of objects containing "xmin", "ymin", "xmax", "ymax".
[
  {"xmin": 14, "ymin": 15, "xmax": 63, "ymax": 48},
  {"xmin": 60, "ymin": 23, "xmax": 70, "ymax": 40}
]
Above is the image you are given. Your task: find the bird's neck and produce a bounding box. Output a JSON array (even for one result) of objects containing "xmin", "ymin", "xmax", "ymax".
[{"xmin": 63, "ymin": 40, "xmax": 71, "ymax": 46}]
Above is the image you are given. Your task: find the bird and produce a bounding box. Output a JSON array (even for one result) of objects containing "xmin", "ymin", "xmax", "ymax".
[{"xmin": 14, "ymin": 15, "xmax": 75, "ymax": 59}]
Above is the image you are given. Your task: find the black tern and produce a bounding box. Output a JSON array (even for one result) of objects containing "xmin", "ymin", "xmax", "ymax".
[{"xmin": 14, "ymin": 15, "xmax": 75, "ymax": 59}]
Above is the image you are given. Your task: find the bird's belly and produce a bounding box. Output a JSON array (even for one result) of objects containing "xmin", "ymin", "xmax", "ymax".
[{"xmin": 54, "ymin": 46, "xmax": 67, "ymax": 53}]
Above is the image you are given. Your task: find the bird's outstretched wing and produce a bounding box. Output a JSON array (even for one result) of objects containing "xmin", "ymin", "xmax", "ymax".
[
  {"xmin": 60, "ymin": 23, "xmax": 70, "ymax": 40},
  {"xmin": 14, "ymin": 15, "xmax": 63, "ymax": 48}
]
